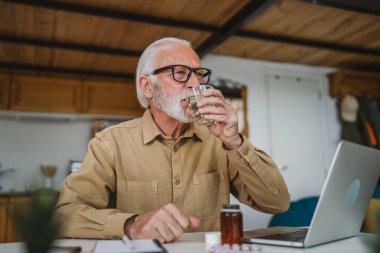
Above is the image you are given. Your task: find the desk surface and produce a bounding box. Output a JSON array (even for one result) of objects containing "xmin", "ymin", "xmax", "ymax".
[{"xmin": 0, "ymin": 232, "xmax": 379, "ymax": 253}]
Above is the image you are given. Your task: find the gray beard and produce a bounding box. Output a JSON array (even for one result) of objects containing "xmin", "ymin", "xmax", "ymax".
[{"xmin": 152, "ymin": 84, "xmax": 193, "ymax": 123}]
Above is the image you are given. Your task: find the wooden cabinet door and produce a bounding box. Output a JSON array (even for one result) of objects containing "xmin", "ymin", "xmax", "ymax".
[
  {"xmin": 83, "ymin": 80, "xmax": 144, "ymax": 116},
  {"xmin": 329, "ymin": 70, "xmax": 380, "ymax": 97},
  {"xmin": 0, "ymin": 74, "xmax": 10, "ymax": 109},
  {"xmin": 5, "ymin": 196, "xmax": 32, "ymax": 243},
  {"xmin": 0, "ymin": 198, "xmax": 9, "ymax": 243},
  {"xmin": 10, "ymin": 75, "xmax": 82, "ymax": 113}
]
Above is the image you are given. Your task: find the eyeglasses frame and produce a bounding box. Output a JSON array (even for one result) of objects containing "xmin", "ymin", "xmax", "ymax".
[{"xmin": 150, "ymin": 64, "xmax": 212, "ymax": 84}]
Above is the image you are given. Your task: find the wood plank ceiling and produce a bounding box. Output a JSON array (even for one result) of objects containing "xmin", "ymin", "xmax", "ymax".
[{"xmin": 0, "ymin": 0, "xmax": 379, "ymax": 80}]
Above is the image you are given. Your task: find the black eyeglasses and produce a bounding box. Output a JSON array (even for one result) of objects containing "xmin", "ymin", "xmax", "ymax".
[{"xmin": 150, "ymin": 65, "xmax": 212, "ymax": 85}]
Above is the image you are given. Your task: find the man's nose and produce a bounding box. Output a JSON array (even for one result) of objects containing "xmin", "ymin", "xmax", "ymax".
[{"xmin": 185, "ymin": 71, "xmax": 201, "ymax": 88}]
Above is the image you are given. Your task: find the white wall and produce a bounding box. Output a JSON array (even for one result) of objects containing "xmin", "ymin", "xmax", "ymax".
[
  {"xmin": 0, "ymin": 117, "xmax": 91, "ymax": 192},
  {"xmin": 0, "ymin": 55, "xmax": 341, "ymax": 230}
]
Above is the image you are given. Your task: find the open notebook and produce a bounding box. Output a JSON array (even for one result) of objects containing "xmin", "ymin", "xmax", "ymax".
[{"xmin": 244, "ymin": 141, "xmax": 380, "ymax": 248}]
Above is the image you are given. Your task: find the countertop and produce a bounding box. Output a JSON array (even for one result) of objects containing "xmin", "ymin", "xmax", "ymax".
[{"xmin": 0, "ymin": 191, "xmax": 34, "ymax": 197}]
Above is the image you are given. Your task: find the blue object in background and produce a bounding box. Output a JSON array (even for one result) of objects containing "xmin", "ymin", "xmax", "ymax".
[
  {"xmin": 269, "ymin": 185, "xmax": 380, "ymax": 228},
  {"xmin": 373, "ymin": 184, "xmax": 380, "ymax": 198},
  {"xmin": 269, "ymin": 196, "xmax": 319, "ymax": 227}
]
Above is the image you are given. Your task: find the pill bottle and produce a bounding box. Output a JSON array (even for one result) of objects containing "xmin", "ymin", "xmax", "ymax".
[{"xmin": 220, "ymin": 204, "xmax": 243, "ymax": 244}]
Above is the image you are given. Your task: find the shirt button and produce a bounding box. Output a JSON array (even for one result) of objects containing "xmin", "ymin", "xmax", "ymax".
[
  {"xmin": 243, "ymin": 147, "xmax": 249, "ymax": 155},
  {"xmin": 173, "ymin": 146, "xmax": 178, "ymax": 152},
  {"xmin": 174, "ymin": 179, "xmax": 181, "ymax": 185}
]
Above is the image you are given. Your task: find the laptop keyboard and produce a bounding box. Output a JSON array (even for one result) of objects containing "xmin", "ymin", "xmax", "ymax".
[{"xmin": 255, "ymin": 228, "xmax": 309, "ymax": 242}]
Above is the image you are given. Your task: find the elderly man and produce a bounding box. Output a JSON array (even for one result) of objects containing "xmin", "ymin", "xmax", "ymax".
[{"xmin": 55, "ymin": 37, "xmax": 290, "ymax": 243}]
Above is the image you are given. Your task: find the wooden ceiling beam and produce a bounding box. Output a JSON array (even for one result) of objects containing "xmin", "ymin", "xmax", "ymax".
[
  {"xmin": 300, "ymin": 0, "xmax": 380, "ymax": 17},
  {"xmin": 1, "ymin": 0, "xmax": 218, "ymax": 32},
  {"xmin": 237, "ymin": 31, "xmax": 380, "ymax": 57},
  {"xmin": 0, "ymin": 35, "xmax": 141, "ymax": 57},
  {"xmin": 2, "ymin": 0, "xmax": 379, "ymax": 60},
  {"xmin": 3, "ymin": 31, "xmax": 380, "ymax": 61},
  {"xmin": 0, "ymin": 61, "xmax": 135, "ymax": 79},
  {"xmin": 0, "ymin": 30, "xmax": 380, "ymax": 61},
  {"xmin": 196, "ymin": 0, "xmax": 276, "ymax": 58}
]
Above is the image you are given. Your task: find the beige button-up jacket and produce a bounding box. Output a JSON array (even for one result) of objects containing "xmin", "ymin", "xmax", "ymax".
[{"xmin": 55, "ymin": 109, "xmax": 290, "ymax": 239}]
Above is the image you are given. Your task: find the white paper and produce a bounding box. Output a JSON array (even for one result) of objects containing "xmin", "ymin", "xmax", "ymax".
[{"xmin": 92, "ymin": 239, "xmax": 163, "ymax": 253}]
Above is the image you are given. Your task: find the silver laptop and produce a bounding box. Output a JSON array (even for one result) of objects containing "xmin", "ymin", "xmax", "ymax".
[{"xmin": 244, "ymin": 141, "xmax": 380, "ymax": 248}]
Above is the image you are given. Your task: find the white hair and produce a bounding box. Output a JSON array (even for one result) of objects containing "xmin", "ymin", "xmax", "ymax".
[{"xmin": 135, "ymin": 37, "xmax": 192, "ymax": 108}]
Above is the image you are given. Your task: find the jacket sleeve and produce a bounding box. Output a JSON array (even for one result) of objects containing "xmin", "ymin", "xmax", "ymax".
[
  {"xmin": 226, "ymin": 135, "xmax": 290, "ymax": 213},
  {"xmin": 55, "ymin": 136, "xmax": 135, "ymax": 239}
]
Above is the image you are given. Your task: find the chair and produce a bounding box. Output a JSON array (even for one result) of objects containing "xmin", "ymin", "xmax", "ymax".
[
  {"xmin": 268, "ymin": 185, "xmax": 380, "ymax": 234},
  {"xmin": 269, "ymin": 196, "xmax": 319, "ymax": 227}
]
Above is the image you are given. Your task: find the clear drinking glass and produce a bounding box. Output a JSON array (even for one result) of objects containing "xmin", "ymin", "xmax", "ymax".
[{"xmin": 187, "ymin": 85, "xmax": 214, "ymax": 126}]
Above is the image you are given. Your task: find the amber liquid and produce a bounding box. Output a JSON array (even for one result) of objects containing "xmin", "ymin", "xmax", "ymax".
[
  {"xmin": 220, "ymin": 211, "xmax": 243, "ymax": 244},
  {"xmin": 187, "ymin": 95, "xmax": 199, "ymax": 112},
  {"xmin": 187, "ymin": 95, "xmax": 214, "ymax": 126}
]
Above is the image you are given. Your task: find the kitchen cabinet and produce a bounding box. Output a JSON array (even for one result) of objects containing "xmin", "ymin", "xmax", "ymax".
[
  {"xmin": 2, "ymin": 74, "xmax": 144, "ymax": 117},
  {"xmin": 0, "ymin": 197, "xmax": 8, "ymax": 242},
  {"xmin": 83, "ymin": 80, "xmax": 144, "ymax": 116},
  {"xmin": 10, "ymin": 75, "xmax": 82, "ymax": 113},
  {"xmin": 0, "ymin": 194, "xmax": 33, "ymax": 243},
  {"xmin": 0, "ymin": 74, "xmax": 10, "ymax": 109},
  {"xmin": 329, "ymin": 70, "xmax": 380, "ymax": 98}
]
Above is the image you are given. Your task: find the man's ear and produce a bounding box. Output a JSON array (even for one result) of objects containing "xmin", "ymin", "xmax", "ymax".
[{"xmin": 139, "ymin": 76, "xmax": 153, "ymax": 99}]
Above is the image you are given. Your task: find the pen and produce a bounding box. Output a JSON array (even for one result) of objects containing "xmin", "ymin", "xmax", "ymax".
[{"xmin": 122, "ymin": 235, "xmax": 134, "ymax": 249}]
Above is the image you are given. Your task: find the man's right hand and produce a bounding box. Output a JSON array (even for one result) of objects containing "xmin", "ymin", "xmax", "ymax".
[{"xmin": 124, "ymin": 203, "xmax": 201, "ymax": 243}]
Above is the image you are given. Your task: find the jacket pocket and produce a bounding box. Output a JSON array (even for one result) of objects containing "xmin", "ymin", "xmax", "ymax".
[
  {"xmin": 117, "ymin": 180, "xmax": 158, "ymax": 214},
  {"xmin": 193, "ymin": 170, "xmax": 228, "ymax": 219}
]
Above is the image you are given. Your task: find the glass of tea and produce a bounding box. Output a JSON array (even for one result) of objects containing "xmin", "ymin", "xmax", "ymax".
[{"xmin": 187, "ymin": 85, "xmax": 214, "ymax": 126}]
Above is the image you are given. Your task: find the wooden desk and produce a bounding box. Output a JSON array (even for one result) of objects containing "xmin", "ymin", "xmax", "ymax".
[{"xmin": 0, "ymin": 232, "xmax": 378, "ymax": 253}]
